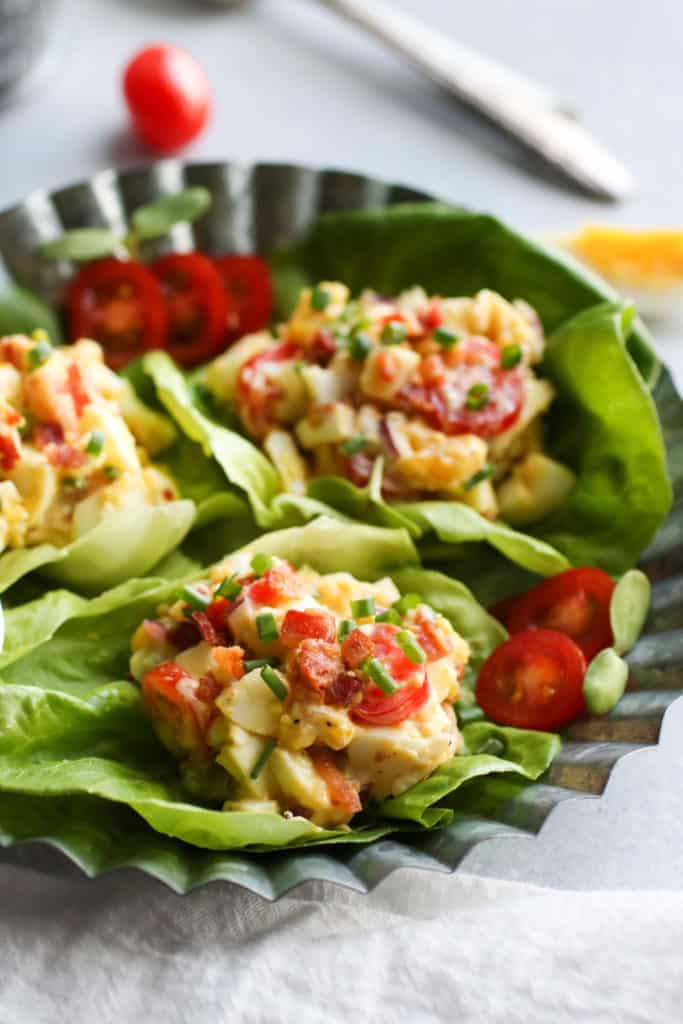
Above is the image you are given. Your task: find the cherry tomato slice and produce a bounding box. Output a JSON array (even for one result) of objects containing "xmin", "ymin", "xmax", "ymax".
[
  {"xmin": 476, "ymin": 629, "xmax": 587, "ymax": 730},
  {"xmin": 67, "ymin": 258, "xmax": 168, "ymax": 370},
  {"xmin": 123, "ymin": 45, "xmax": 211, "ymax": 154},
  {"xmin": 351, "ymin": 623, "xmax": 429, "ymax": 727},
  {"xmin": 213, "ymin": 255, "xmax": 274, "ymax": 339},
  {"xmin": 506, "ymin": 568, "xmax": 616, "ymax": 662},
  {"xmin": 151, "ymin": 252, "xmax": 228, "ymax": 366}
]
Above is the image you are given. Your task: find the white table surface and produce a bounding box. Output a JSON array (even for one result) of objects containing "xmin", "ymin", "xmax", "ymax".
[{"xmin": 0, "ymin": 0, "xmax": 681, "ymax": 896}]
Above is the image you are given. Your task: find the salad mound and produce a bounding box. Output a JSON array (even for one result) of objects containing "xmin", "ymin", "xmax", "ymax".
[
  {"xmin": 205, "ymin": 282, "xmax": 575, "ymax": 527},
  {"xmin": 132, "ymin": 553, "xmax": 470, "ymax": 828},
  {"xmin": 0, "ymin": 331, "xmax": 178, "ymax": 554}
]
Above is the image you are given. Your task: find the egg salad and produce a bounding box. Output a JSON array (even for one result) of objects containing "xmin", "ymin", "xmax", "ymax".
[
  {"xmin": 131, "ymin": 553, "xmax": 469, "ymax": 828},
  {"xmin": 0, "ymin": 332, "xmax": 178, "ymax": 553},
  {"xmin": 204, "ymin": 282, "xmax": 576, "ymax": 526}
]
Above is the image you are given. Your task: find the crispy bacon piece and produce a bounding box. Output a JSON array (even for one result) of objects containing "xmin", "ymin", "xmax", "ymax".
[
  {"xmin": 309, "ymin": 329, "xmax": 337, "ymax": 365},
  {"xmin": 192, "ymin": 611, "xmax": 222, "ymax": 647},
  {"xmin": 167, "ymin": 619, "xmax": 201, "ymax": 652},
  {"xmin": 293, "ymin": 639, "xmax": 344, "ymax": 695},
  {"xmin": 195, "ymin": 673, "xmax": 222, "ymax": 704},
  {"xmin": 340, "ymin": 628, "xmax": 374, "ymax": 669},
  {"xmin": 0, "ymin": 434, "xmax": 20, "ymax": 471},
  {"xmin": 413, "ymin": 614, "xmax": 453, "ymax": 662},
  {"xmin": 33, "ymin": 422, "xmax": 87, "ymax": 468},
  {"xmin": 325, "ymin": 670, "xmax": 362, "ymax": 707},
  {"xmin": 281, "ymin": 608, "xmax": 336, "ymax": 648},
  {"xmin": 213, "ymin": 645, "xmax": 245, "ymax": 680},
  {"xmin": 309, "ymin": 748, "xmax": 362, "ymax": 816},
  {"xmin": 419, "ymin": 298, "xmax": 443, "ymax": 332}
]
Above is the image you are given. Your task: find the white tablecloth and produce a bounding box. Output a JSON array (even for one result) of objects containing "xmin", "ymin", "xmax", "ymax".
[{"xmin": 1, "ymin": 865, "xmax": 680, "ymax": 1023}]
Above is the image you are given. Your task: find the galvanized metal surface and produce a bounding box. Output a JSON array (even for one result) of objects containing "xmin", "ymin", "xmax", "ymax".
[{"xmin": 0, "ymin": 162, "xmax": 680, "ymax": 899}]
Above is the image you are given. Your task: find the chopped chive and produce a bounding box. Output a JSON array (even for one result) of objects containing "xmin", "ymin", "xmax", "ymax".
[
  {"xmin": 337, "ymin": 618, "xmax": 357, "ymax": 642},
  {"xmin": 194, "ymin": 382, "xmax": 214, "ymax": 408},
  {"xmin": 256, "ymin": 611, "xmax": 279, "ymax": 643},
  {"xmin": 261, "ymin": 665, "xmax": 288, "ymax": 701},
  {"xmin": 477, "ymin": 736, "xmax": 506, "ymax": 757},
  {"xmin": 464, "ymin": 462, "xmax": 495, "ymax": 491},
  {"xmin": 86, "ymin": 429, "xmax": 105, "ymax": 457},
  {"xmin": 27, "ymin": 339, "xmax": 53, "ymax": 370},
  {"xmin": 31, "ymin": 328, "xmax": 49, "ymax": 343},
  {"xmin": 465, "ymin": 382, "xmax": 489, "ymax": 410},
  {"xmin": 244, "ymin": 657, "xmax": 280, "ymax": 672},
  {"xmin": 178, "ymin": 584, "xmax": 211, "ymax": 611},
  {"xmin": 349, "ymin": 332, "xmax": 372, "ymax": 361},
  {"xmin": 216, "ymin": 574, "xmax": 242, "ymax": 600},
  {"xmin": 501, "ymin": 343, "xmax": 522, "ymax": 369},
  {"xmin": 63, "ymin": 475, "xmax": 85, "ymax": 490},
  {"xmin": 456, "ymin": 705, "xmax": 486, "ymax": 726},
  {"xmin": 293, "ymin": 360, "xmax": 306, "ymax": 375},
  {"xmin": 381, "ymin": 321, "xmax": 407, "ymax": 346},
  {"xmin": 376, "ymin": 608, "xmax": 402, "ymax": 626},
  {"xmin": 393, "ymin": 593, "xmax": 421, "ymax": 614},
  {"xmin": 340, "ymin": 436, "xmax": 368, "ymax": 457},
  {"xmin": 103, "ymin": 465, "xmax": 119, "ymax": 481},
  {"xmin": 311, "ymin": 285, "xmax": 331, "ymax": 311},
  {"xmin": 362, "ymin": 657, "xmax": 399, "ymax": 695},
  {"xmin": 434, "ymin": 326, "xmax": 461, "ymax": 350},
  {"xmin": 396, "ymin": 630, "xmax": 426, "ymax": 665},
  {"xmin": 351, "ymin": 596, "xmax": 375, "ymax": 619},
  {"xmin": 251, "ymin": 553, "xmax": 274, "ymax": 577},
  {"xmin": 18, "ymin": 413, "xmax": 33, "ymax": 438},
  {"xmin": 250, "ymin": 738, "xmax": 277, "ymax": 779}
]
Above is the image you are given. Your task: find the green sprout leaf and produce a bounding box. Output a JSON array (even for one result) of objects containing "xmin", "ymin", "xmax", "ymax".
[
  {"xmin": 39, "ymin": 228, "xmax": 120, "ymax": 262},
  {"xmin": 610, "ymin": 569, "xmax": 651, "ymax": 655},
  {"xmin": 131, "ymin": 187, "xmax": 212, "ymax": 241},
  {"xmin": 583, "ymin": 647, "xmax": 629, "ymax": 715}
]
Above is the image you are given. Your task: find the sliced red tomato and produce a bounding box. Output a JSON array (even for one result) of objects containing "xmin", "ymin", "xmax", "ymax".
[
  {"xmin": 151, "ymin": 252, "xmax": 228, "ymax": 366},
  {"xmin": 309, "ymin": 748, "xmax": 362, "ymax": 816},
  {"xmin": 352, "ymin": 674, "xmax": 429, "ymax": 727},
  {"xmin": 213, "ymin": 255, "xmax": 273, "ymax": 339},
  {"xmin": 476, "ymin": 629, "xmax": 586, "ymax": 730},
  {"xmin": 142, "ymin": 661, "xmax": 205, "ymax": 756},
  {"xmin": 369, "ymin": 623, "xmax": 424, "ymax": 683},
  {"xmin": 281, "ymin": 608, "xmax": 336, "ymax": 648},
  {"xmin": 67, "ymin": 258, "xmax": 168, "ymax": 370},
  {"xmin": 506, "ymin": 568, "xmax": 616, "ymax": 662}
]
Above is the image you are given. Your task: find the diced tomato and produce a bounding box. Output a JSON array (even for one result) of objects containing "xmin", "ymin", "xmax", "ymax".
[
  {"xmin": 0, "ymin": 434, "xmax": 20, "ymax": 471},
  {"xmin": 419, "ymin": 299, "xmax": 443, "ymax": 331},
  {"xmin": 293, "ymin": 639, "xmax": 344, "ymax": 695},
  {"xmin": 325, "ymin": 670, "xmax": 363, "ymax": 707},
  {"xmin": 237, "ymin": 342, "xmax": 302, "ymax": 435},
  {"xmin": 66, "ymin": 362, "xmax": 91, "ymax": 418},
  {"xmin": 351, "ymin": 674, "xmax": 429, "ymax": 727},
  {"xmin": 151, "ymin": 252, "xmax": 228, "ymax": 366},
  {"xmin": 309, "ymin": 748, "xmax": 362, "ymax": 816},
  {"xmin": 506, "ymin": 568, "xmax": 616, "ymax": 662},
  {"xmin": 213, "ymin": 255, "xmax": 274, "ymax": 340},
  {"xmin": 476, "ymin": 629, "xmax": 586, "ymax": 730},
  {"xmin": 281, "ymin": 608, "xmax": 336, "ymax": 648},
  {"xmin": 67, "ymin": 258, "xmax": 168, "ymax": 370},
  {"xmin": 248, "ymin": 562, "xmax": 299, "ymax": 606},
  {"xmin": 341, "ymin": 628, "xmax": 374, "ymax": 669},
  {"xmin": 309, "ymin": 329, "xmax": 338, "ymax": 365},
  {"xmin": 205, "ymin": 596, "xmax": 235, "ymax": 632}
]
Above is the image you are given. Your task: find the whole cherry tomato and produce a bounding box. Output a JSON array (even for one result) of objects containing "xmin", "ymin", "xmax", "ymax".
[{"xmin": 123, "ymin": 44, "xmax": 211, "ymax": 154}]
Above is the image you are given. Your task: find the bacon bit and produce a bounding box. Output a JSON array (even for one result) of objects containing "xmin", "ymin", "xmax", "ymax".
[
  {"xmin": 375, "ymin": 349, "xmax": 399, "ymax": 382},
  {"xmin": 0, "ymin": 434, "xmax": 20, "ymax": 471},
  {"xmin": 34, "ymin": 423, "xmax": 64, "ymax": 448},
  {"xmin": 192, "ymin": 611, "xmax": 222, "ymax": 647},
  {"xmin": 309, "ymin": 329, "xmax": 337, "ymax": 365},
  {"xmin": 325, "ymin": 670, "xmax": 362, "ymax": 707},
  {"xmin": 420, "ymin": 353, "xmax": 447, "ymax": 387},
  {"xmin": 47, "ymin": 444, "xmax": 88, "ymax": 469},
  {"xmin": 66, "ymin": 362, "xmax": 91, "ymax": 418},
  {"xmin": 293, "ymin": 639, "xmax": 344, "ymax": 695},
  {"xmin": 309, "ymin": 748, "xmax": 362, "ymax": 815},
  {"xmin": 3, "ymin": 408, "xmax": 21, "ymax": 428},
  {"xmin": 281, "ymin": 608, "xmax": 336, "ymax": 648},
  {"xmin": 167, "ymin": 619, "xmax": 201, "ymax": 651},
  {"xmin": 341, "ymin": 628, "xmax": 374, "ymax": 669},
  {"xmin": 213, "ymin": 645, "xmax": 245, "ymax": 680},
  {"xmin": 195, "ymin": 673, "xmax": 222, "ymax": 704},
  {"xmin": 414, "ymin": 615, "xmax": 453, "ymax": 662},
  {"xmin": 419, "ymin": 299, "xmax": 443, "ymax": 332}
]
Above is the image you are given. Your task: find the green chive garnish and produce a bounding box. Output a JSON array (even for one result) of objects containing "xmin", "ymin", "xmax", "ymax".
[
  {"xmin": 340, "ymin": 436, "xmax": 368, "ymax": 457},
  {"xmin": 465, "ymin": 383, "xmax": 489, "ymax": 410},
  {"xmin": 103, "ymin": 465, "xmax": 119, "ymax": 481},
  {"xmin": 251, "ymin": 553, "xmax": 274, "ymax": 577},
  {"xmin": 396, "ymin": 630, "xmax": 426, "ymax": 665},
  {"xmin": 362, "ymin": 657, "xmax": 399, "ymax": 695},
  {"xmin": 63, "ymin": 476, "xmax": 85, "ymax": 490},
  {"xmin": 250, "ymin": 738, "xmax": 277, "ymax": 779},
  {"xmin": 19, "ymin": 413, "xmax": 33, "ymax": 438},
  {"xmin": 179, "ymin": 584, "xmax": 211, "ymax": 611},
  {"xmin": 261, "ymin": 665, "xmax": 288, "ymax": 701},
  {"xmin": 311, "ymin": 285, "xmax": 331, "ymax": 311},
  {"xmin": 464, "ymin": 463, "xmax": 495, "ymax": 491},
  {"xmin": 244, "ymin": 657, "xmax": 280, "ymax": 672},
  {"xmin": 434, "ymin": 326, "xmax": 461, "ymax": 350},
  {"xmin": 256, "ymin": 611, "xmax": 279, "ymax": 643},
  {"xmin": 376, "ymin": 608, "xmax": 402, "ymax": 626},
  {"xmin": 217, "ymin": 574, "xmax": 242, "ymax": 600},
  {"xmin": 337, "ymin": 619, "xmax": 357, "ymax": 641},
  {"xmin": 28, "ymin": 339, "xmax": 53, "ymax": 370},
  {"xmin": 86, "ymin": 430, "xmax": 105, "ymax": 457},
  {"xmin": 381, "ymin": 321, "xmax": 407, "ymax": 345},
  {"xmin": 349, "ymin": 332, "xmax": 372, "ymax": 361},
  {"xmin": 351, "ymin": 597, "xmax": 375, "ymax": 619},
  {"xmin": 393, "ymin": 593, "xmax": 421, "ymax": 614},
  {"xmin": 501, "ymin": 343, "xmax": 523, "ymax": 369}
]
